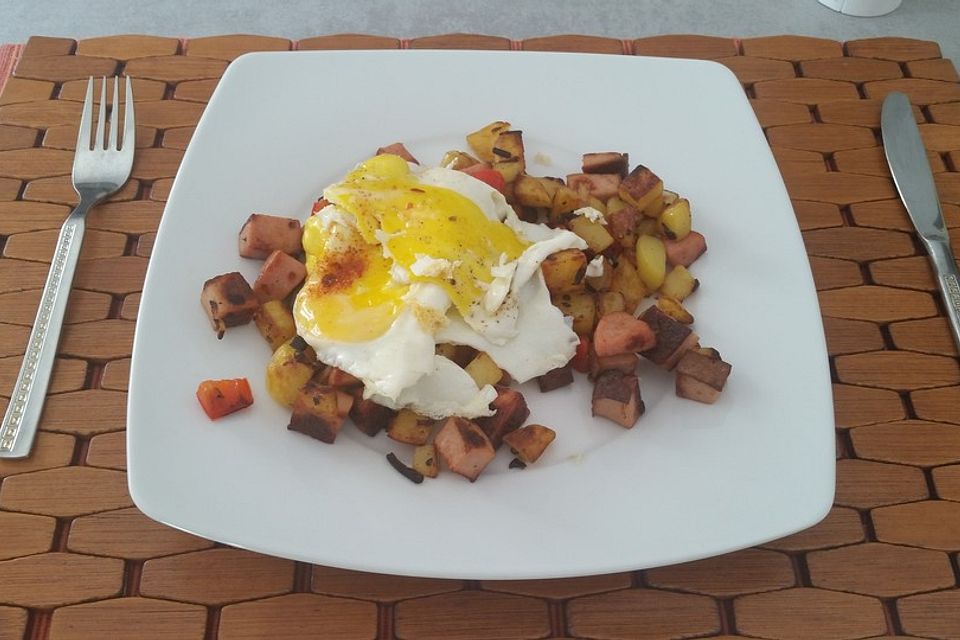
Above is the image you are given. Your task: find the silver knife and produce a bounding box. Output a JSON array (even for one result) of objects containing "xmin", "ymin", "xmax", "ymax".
[{"xmin": 881, "ymin": 91, "xmax": 960, "ymax": 354}]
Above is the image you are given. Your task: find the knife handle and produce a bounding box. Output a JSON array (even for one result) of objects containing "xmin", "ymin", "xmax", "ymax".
[{"xmin": 927, "ymin": 239, "xmax": 960, "ymax": 356}]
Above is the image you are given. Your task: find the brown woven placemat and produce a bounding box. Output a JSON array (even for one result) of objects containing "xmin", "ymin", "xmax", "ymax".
[{"xmin": 0, "ymin": 33, "xmax": 959, "ymax": 640}]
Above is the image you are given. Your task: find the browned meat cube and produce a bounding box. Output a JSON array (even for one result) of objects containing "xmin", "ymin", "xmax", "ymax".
[
  {"xmin": 582, "ymin": 152, "xmax": 629, "ymax": 177},
  {"xmin": 675, "ymin": 349, "xmax": 732, "ymax": 404},
  {"xmin": 434, "ymin": 416, "xmax": 496, "ymax": 482},
  {"xmin": 594, "ymin": 311, "xmax": 656, "ymax": 357},
  {"xmin": 239, "ymin": 213, "xmax": 303, "ymax": 259},
  {"xmin": 567, "ymin": 173, "xmax": 622, "ymax": 202},
  {"xmin": 376, "ymin": 142, "xmax": 419, "ymax": 164},
  {"xmin": 592, "ymin": 370, "xmax": 644, "ymax": 428},
  {"xmin": 606, "ymin": 205, "xmax": 641, "ymax": 240},
  {"xmin": 287, "ymin": 381, "xmax": 354, "ymax": 444},
  {"xmin": 665, "ymin": 231, "xmax": 707, "ymax": 267},
  {"xmin": 476, "ymin": 387, "xmax": 530, "ymax": 449},
  {"xmin": 618, "ymin": 165, "xmax": 663, "ymax": 211},
  {"xmin": 349, "ymin": 398, "xmax": 396, "ymax": 437},
  {"xmin": 503, "ymin": 424, "xmax": 556, "ymax": 463},
  {"xmin": 201, "ymin": 272, "xmax": 259, "ymax": 339},
  {"xmin": 253, "ymin": 250, "xmax": 306, "ymax": 303},
  {"xmin": 638, "ymin": 306, "xmax": 700, "ymax": 370},
  {"xmin": 538, "ymin": 363, "xmax": 574, "ymax": 392},
  {"xmin": 326, "ymin": 367, "xmax": 362, "ymax": 389},
  {"xmin": 588, "ymin": 350, "xmax": 639, "ymax": 381}
]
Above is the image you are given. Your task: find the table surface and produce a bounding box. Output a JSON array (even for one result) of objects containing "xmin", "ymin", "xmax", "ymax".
[
  {"xmin": 1, "ymin": 0, "xmax": 960, "ymax": 65},
  {"xmin": 0, "ymin": 32, "xmax": 959, "ymax": 640}
]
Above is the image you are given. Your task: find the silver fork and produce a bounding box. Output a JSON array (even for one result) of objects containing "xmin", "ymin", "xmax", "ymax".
[{"xmin": 0, "ymin": 76, "xmax": 135, "ymax": 459}]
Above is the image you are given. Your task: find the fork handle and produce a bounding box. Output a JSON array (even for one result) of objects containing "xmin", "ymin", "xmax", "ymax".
[{"xmin": 0, "ymin": 201, "xmax": 92, "ymax": 458}]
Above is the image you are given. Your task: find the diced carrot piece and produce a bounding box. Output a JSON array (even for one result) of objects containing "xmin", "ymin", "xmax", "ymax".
[{"xmin": 196, "ymin": 378, "xmax": 254, "ymax": 420}]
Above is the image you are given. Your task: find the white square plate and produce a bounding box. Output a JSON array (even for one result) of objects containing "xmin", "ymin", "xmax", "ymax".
[{"xmin": 128, "ymin": 50, "xmax": 834, "ymax": 580}]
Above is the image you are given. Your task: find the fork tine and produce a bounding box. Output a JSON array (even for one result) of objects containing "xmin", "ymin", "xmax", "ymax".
[
  {"xmin": 76, "ymin": 76, "xmax": 94, "ymax": 151},
  {"xmin": 94, "ymin": 76, "xmax": 107, "ymax": 150},
  {"xmin": 108, "ymin": 76, "xmax": 119, "ymax": 150},
  {"xmin": 122, "ymin": 76, "xmax": 135, "ymax": 151}
]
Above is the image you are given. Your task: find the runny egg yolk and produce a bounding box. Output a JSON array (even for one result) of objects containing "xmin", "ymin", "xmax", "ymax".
[{"xmin": 296, "ymin": 154, "xmax": 530, "ymax": 343}]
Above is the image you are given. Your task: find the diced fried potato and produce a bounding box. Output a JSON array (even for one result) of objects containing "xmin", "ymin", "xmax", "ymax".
[
  {"xmin": 597, "ymin": 291, "xmax": 626, "ymax": 317},
  {"xmin": 619, "ymin": 165, "xmax": 664, "ymax": 213},
  {"xmin": 568, "ymin": 216, "xmax": 614, "ymax": 253},
  {"xmin": 538, "ymin": 177, "xmax": 562, "ymax": 200},
  {"xmin": 660, "ymin": 265, "xmax": 698, "ymax": 301},
  {"xmin": 253, "ymin": 300, "xmax": 297, "ymax": 351},
  {"xmin": 440, "ymin": 150, "xmax": 480, "ymax": 170},
  {"xmin": 541, "ymin": 248, "xmax": 587, "ymax": 295},
  {"xmin": 635, "ymin": 235, "xmax": 667, "ymax": 291},
  {"xmin": 606, "ymin": 196, "xmax": 627, "ymax": 215},
  {"xmin": 266, "ymin": 337, "xmax": 318, "ymax": 408},
  {"xmin": 553, "ymin": 290, "xmax": 596, "ymax": 335},
  {"xmin": 493, "ymin": 130, "xmax": 524, "ymax": 163},
  {"xmin": 493, "ymin": 159, "xmax": 524, "ymax": 183},
  {"xmin": 513, "ymin": 174, "xmax": 553, "ymax": 207},
  {"xmin": 586, "ymin": 195, "xmax": 607, "ymax": 215},
  {"xmin": 611, "ymin": 259, "xmax": 646, "ymax": 312},
  {"xmin": 466, "ymin": 121, "xmax": 510, "ymax": 163},
  {"xmin": 465, "ymin": 352, "xmax": 504, "ymax": 388},
  {"xmin": 550, "ymin": 185, "xmax": 582, "ymax": 221},
  {"xmin": 663, "ymin": 190, "xmax": 680, "ymax": 207},
  {"xmin": 635, "ymin": 218, "xmax": 660, "ymax": 237},
  {"xmin": 503, "ymin": 424, "xmax": 556, "ymax": 464},
  {"xmin": 659, "ymin": 198, "xmax": 692, "ymax": 241},
  {"xmin": 586, "ymin": 257, "xmax": 614, "ymax": 292},
  {"xmin": 656, "ymin": 296, "xmax": 694, "ymax": 324},
  {"xmin": 388, "ymin": 409, "xmax": 433, "ymax": 446},
  {"xmin": 412, "ymin": 444, "xmax": 439, "ymax": 478}
]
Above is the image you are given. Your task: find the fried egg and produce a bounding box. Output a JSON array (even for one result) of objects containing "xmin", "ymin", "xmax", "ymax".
[{"xmin": 293, "ymin": 153, "xmax": 586, "ymax": 418}]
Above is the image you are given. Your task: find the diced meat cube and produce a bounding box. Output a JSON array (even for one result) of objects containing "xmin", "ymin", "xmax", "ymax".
[
  {"xmin": 287, "ymin": 381, "xmax": 354, "ymax": 444},
  {"xmin": 239, "ymin": 213, "xmax": 303, "ymax": 259},
  {"xmin": 476, "ymin": 387, "xmax": 530, "ymax": 449},
  {"xmin": 665, "ymin": 231, "xmax": 707, "ymax": 267},
  {"xmin": 503, "ymin": 424, "xmax": 556, "ymax": 463},
  {"xmin": 326, "ymin": 366, "xmax": 362, "ymax": 388},
  {"xmin": 349, "ymin": 398, "xmax": 396, "ymax": 437},
  {"xmin": 201, "ymin": 272, "xmax": 259, "ymax": 339},
  {"xmin": 253, "ymin": 250, "xmax": 306, "ymax": 303},
  {"xmin": 675, "ymin": 349, "xmax": 732, "ymax": 404},
  {"xmin": 434, "ymin": 416, "xmax": 496, "ymax": 482},
  {"xmin": 376, "ymin": 142, "xmax": 419, "ymax": 164},
  {"xmin": 582, "ymin": 152, "xmax": 629, "ymax": 177},
  {"xmin": 638, "ymin": 306, "xmax": 700, "ymax": 370},
  {"xmin": 592, "ymin": 370, "xmax": 644, "ymax": 428},
  {"xmin": 537, "ymin": 363, "xmax": 574, "ymax": 392},
  {"xmin": 606, "ymin": 206, "xmax": 641, "ymax": 240},
  {"xmin": 588, "ymin": 350, "xmax": 639, "ymax": 381},
  {"xmin": 567, "ymin": 173, "xmax": 622, "ymax": 201},
  {"xmin": 593, "ymin": 311, "xmax": 656, "ymax": 357}
]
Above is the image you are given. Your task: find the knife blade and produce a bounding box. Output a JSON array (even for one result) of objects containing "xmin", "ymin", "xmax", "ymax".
[{"xmin": 881, "ymin": 91, "xmax": 960, "ymax": 354}]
